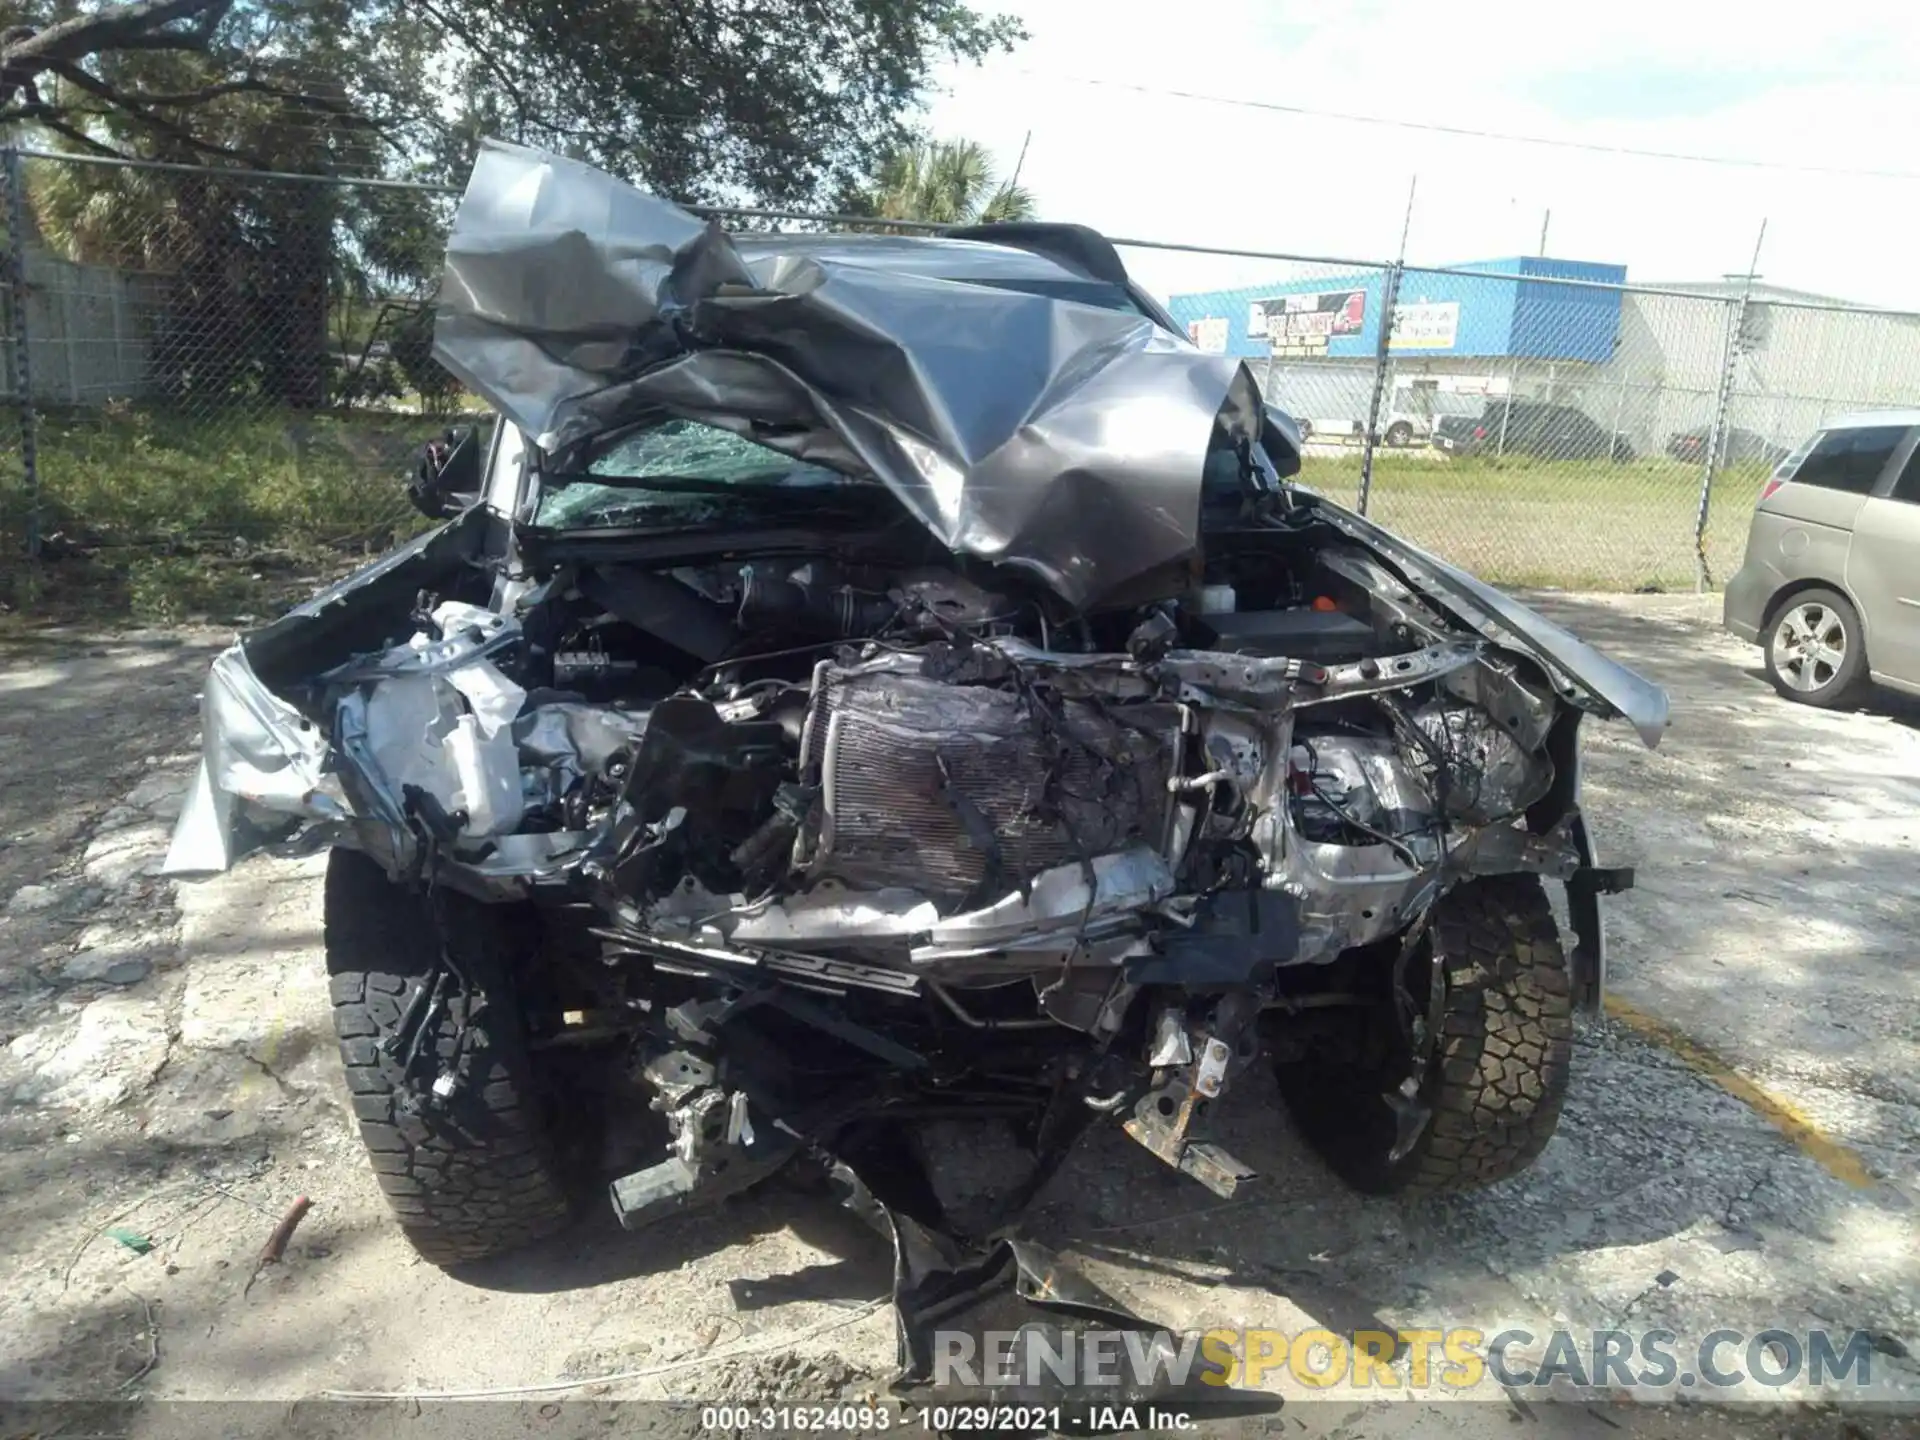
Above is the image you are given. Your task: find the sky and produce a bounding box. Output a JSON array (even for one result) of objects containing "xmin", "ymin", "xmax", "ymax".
[{"xmin": 919, "ymin": 0, "xmax": 1920, "ymax": 311}]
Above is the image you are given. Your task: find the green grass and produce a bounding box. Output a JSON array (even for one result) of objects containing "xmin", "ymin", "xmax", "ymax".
[
  {"xmin": 0, "ymin": 404, "xmax": 439, "ymax": 623},
  {"xmin": 0, "ymin": 408, "xmax": 1766, "ymax": 625},
  {"xmin": 1298, "ymin": 452, "xmax": 1766, "ymax": 592}
]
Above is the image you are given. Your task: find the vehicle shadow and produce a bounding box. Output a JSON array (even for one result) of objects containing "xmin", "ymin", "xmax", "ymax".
[
  {"xmin": 430, "ymin": 1025, "xmax": 1916, "ymax": 1417},
  {"xmin": 1732, "ymin": 661, "xmax": 1920, "ymax": 729},
  {"xmin": 0, "ymin": 633, "xmax": 218, "ymax": 911},
  {"xmin": 456, "ymin": 1179, "xmax": 893, "ymax": 1308}
]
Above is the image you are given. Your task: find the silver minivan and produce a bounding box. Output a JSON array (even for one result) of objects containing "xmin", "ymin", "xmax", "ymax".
[{"xmin": 1723, "ymin": 410, "xmax": 1920, "ymax": 706}]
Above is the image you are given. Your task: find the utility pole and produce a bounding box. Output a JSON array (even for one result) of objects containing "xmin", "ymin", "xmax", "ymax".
[{"xmin": 1007, "ymin": 130, "xmax": 1032, "ymax": 190}]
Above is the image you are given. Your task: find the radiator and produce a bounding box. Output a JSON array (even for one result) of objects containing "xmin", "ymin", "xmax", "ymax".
[{"xmin": 797, "ymin": 665, "xmax": 1182, "ymax": 906}]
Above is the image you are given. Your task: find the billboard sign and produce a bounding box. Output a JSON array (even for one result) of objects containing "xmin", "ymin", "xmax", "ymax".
[
  {"xmin": 1390, "ymin": 301, "xmax": 1461, "ymax": 350},
  {"xmin": 1186, "ymin": 316, "xmax": 1229, "ymax": 354},
  {"xmin": 1250, "ymin": 289, "xmax": 1367, "ymax": 356}
]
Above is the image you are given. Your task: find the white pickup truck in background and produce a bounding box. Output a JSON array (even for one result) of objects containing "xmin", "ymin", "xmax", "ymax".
[{"xmin": 1274, "ymin": 374, "xmax": 1492, "ymax": 448}]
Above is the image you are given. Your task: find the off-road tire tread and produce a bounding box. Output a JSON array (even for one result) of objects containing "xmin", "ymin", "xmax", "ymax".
[
  {"xmin": 1398, "ymin": 873, "xmax": 1573, "ymax": 1194},
  {"xmin": 324, "ymin": 849, "xmax": 572, "ymax": 1266},
  {"xmin": 1276, "ymin": 874, "xmax": 1573, "ymax": 1196}
]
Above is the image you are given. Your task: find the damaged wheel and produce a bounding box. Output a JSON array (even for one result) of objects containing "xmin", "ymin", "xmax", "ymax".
[
  {"xmin": 324, "ymin": 848, "xmax": 576, "ymax": 1265},
  {"xmin": 1276, "ymin": 875, "xmax": 1573, "ymax": 1195}
]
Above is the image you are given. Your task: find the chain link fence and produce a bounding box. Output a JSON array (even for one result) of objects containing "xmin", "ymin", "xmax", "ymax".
[
  {"xmin": 5, "ymin": 146, "xmax": 1920, "ymax": 620},
  {"xmin": 1366, "ymin": 269, "xmax": 1743, "ymax": 592},
  {"xmin": 1153, "ymin": 255, "xmax": 1920, "ymax": 593},
  {"xmin": 0, "ymin": 150, "xmax": 466, "ymax": 619}
]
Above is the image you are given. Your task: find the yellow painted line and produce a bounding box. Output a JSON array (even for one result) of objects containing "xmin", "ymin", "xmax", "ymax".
[{"xmin": 1603, "ymin": 994, "xmax": 1877, "ymax": 1190}]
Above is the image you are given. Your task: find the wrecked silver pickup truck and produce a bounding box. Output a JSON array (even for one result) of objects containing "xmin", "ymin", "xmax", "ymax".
[{"xmin": 167, "ymin": 141, "xmax": 1665, "ymax": 1368}]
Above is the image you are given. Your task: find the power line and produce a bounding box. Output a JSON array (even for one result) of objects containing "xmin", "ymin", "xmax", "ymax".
[{"xmin": 1009, "ymin": 69, "xmax": 1920, "ymax": 182}]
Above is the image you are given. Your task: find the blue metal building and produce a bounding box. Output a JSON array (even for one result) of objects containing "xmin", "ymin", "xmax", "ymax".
[{"xmin": 1167, "ymin": 258, "xmax": 1628, "ymax": 364}]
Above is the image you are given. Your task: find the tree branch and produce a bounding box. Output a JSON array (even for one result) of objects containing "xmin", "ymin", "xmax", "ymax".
[
  {"xmin": 4, "ymin": 0, "xmax": 237, "ymax": 68},
  {"xmin": 132, "ymin": 77, "xmax": 359, "ymax": 112},
  {"xmin": 0, "ymin": 101, "xmax": 131, "ymax": 157},
  {"xmin": 45, "ymin": 60, "xmax": 275, "ymax": 166},
  {"xmin": 412, "ymin": 0, "xmax": 530, "ymax": 140}
]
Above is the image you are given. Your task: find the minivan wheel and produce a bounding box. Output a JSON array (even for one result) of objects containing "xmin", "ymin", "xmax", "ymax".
[{"xmin": 1764, "ymin": 588, "xmax": 1867, "ymax": 708}]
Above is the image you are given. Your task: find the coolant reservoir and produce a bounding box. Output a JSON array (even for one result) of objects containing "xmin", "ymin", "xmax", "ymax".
[{"xmin": 1195, "ymin": 584, "xmax": 1237, "ymax": 614}]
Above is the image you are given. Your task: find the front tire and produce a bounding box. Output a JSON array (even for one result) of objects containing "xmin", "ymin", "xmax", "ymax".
[
  {"xmin": 1384, "ymin": 420, "xmax": 1414, "ymax": 448},
  {"xmin": 1276, "ymin": 875, "xmax": 1573, "ymax": 1196},
  {"xmin": 1764, "ymin": 588, "xmax": 1867, "ymax": 708},
  {"xmin": 324, "ymin": 848, "xmax": 575, "ymax": 1266}
]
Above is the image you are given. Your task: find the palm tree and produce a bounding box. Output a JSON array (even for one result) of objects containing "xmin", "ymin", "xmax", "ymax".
[
  {"xmin": 863, "ymin": 138, "xmax": 1034, "ymax": 225},
  {"xmin": 28, "ymin": 153, "xmax": 208, "ymax": 270}
]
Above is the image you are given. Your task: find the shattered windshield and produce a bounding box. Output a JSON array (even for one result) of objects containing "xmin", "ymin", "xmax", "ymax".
[{"xmin": 534, "ymin": 418, "xmax": 864, "ymax": 530}]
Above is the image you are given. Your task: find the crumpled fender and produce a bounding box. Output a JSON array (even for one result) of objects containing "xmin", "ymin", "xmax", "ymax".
[
  {"xmin": 162, "ymin": 644, "xmax": 345, "ymax": 876},
  {"xmin": 1309, "ymin": 497, "xmax": 1671, "ymax": 748}
]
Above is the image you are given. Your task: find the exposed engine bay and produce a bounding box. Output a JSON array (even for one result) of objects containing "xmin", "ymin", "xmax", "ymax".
[{"xmin": 184, "ymin": 513, "xmax": 1627, "ymax": 1231}]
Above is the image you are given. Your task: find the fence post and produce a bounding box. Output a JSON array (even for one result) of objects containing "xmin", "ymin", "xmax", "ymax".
[
  {"xmin": 1695, "ymin": 292, "xmax": 1746, "ymax": 592},
  {"xmin": 2, "ymin": 146, "xmax": 39, "ymax": 568},
  {"xmin": 1357, "ymin": 261, "xmax": 1403, "ymax": 515},
  {"xmin": 60, "ymin": 280, "xmax": 79, "ymax": 403},
  {"xmin": 109, "ymin": 274, "xmax": 127, "ymax": 392},
  {"xmin": 1496, "ymin": 365, "xmax": 1517, "ymax": 455},
  {"xmin": 1696, "ymin": 221, "xmax": 1768, "ymax": 593}
]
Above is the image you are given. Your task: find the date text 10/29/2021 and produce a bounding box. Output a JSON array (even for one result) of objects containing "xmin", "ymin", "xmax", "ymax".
[
  {"xmin": 698, "ymin": 1406, "xmax": 1198, "ymax": 1432},
  {"xmin": 695, "ymin": 1324, "xmax": 1889, "ymax": 1431}
]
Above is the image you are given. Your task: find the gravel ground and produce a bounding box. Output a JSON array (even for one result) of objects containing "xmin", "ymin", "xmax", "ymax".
[{"xmin": 0, "ymin": 596, "xmax": 1914, "ymax": 1438}]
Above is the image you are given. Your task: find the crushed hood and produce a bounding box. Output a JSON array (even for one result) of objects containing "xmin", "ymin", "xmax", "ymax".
[{"xmin": 432, "ymin": 140, "xmax": 1262, "ymax": 609}]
